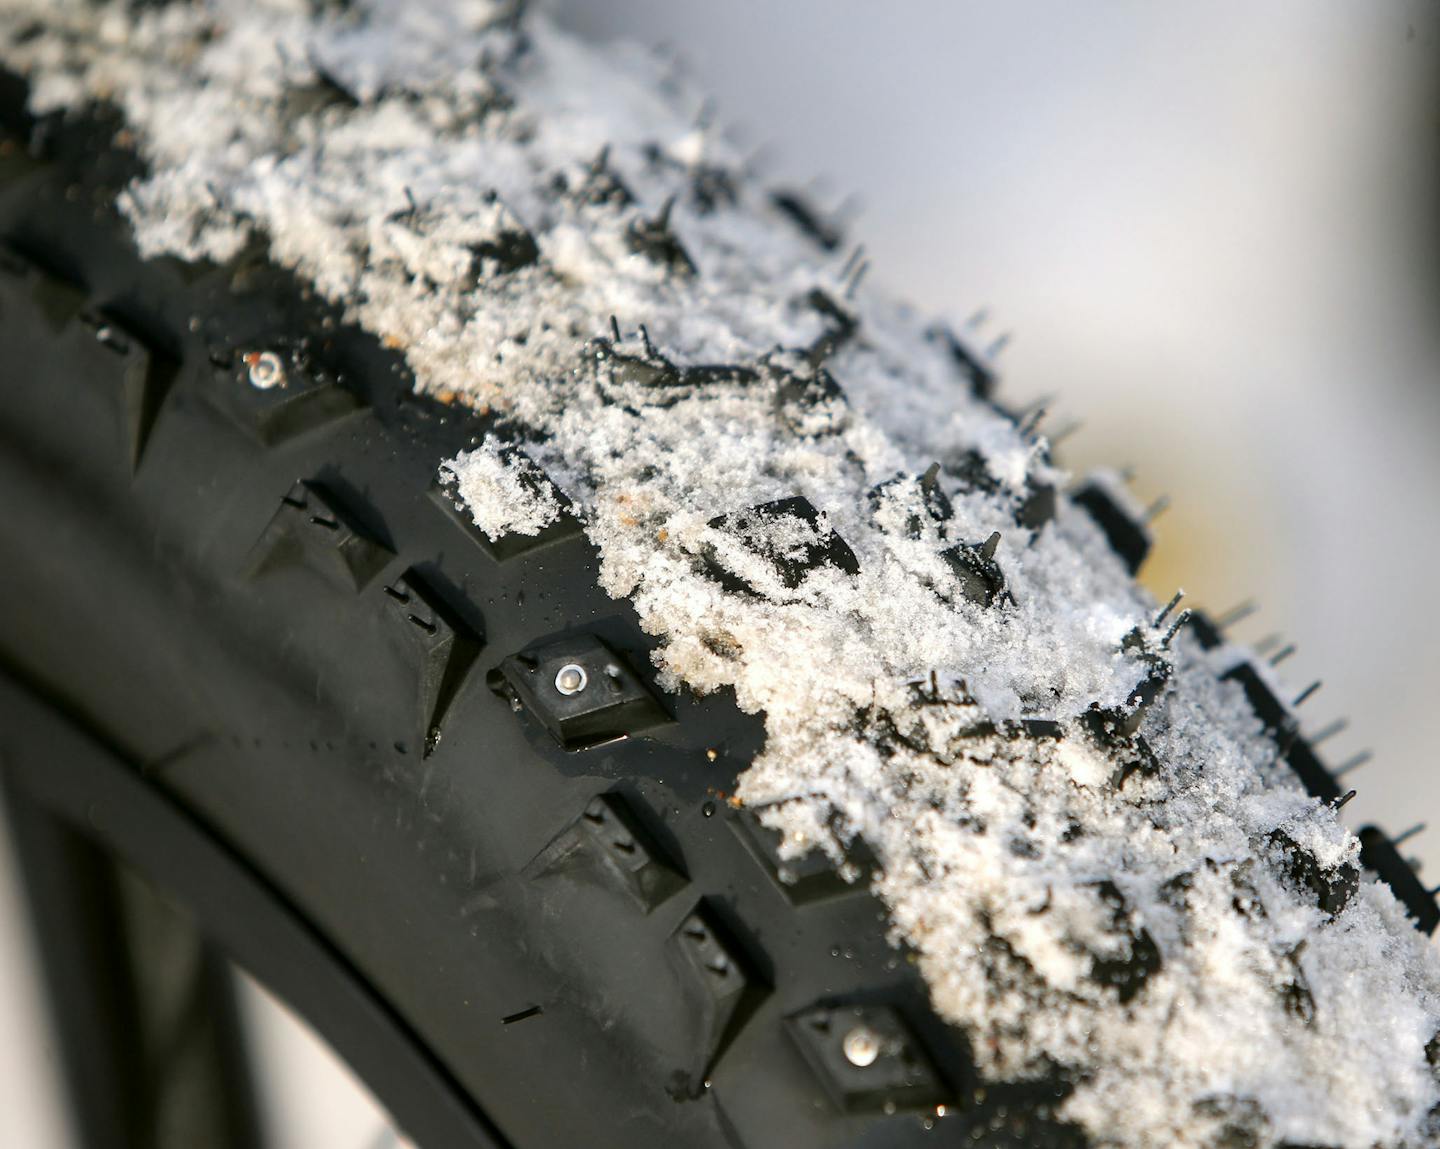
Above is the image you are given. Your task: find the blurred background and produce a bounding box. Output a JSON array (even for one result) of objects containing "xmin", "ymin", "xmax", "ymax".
[{"xmin": 5, "ymin": 2, "xmax": 1440, "ymax": 1144}]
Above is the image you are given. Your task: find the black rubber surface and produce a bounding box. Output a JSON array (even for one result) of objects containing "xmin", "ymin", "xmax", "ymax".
[{"xmin": 0, "ymin": 57, "xmax": 1433, "ymax": 1149}]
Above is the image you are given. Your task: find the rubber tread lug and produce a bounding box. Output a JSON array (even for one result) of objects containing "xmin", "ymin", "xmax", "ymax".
[
  {"xmin": 670, "ymin": 900, "xmax": 768, "ymax": 1085},
  {"xmin": 1222, "ymin": 662, "xmax": 1288, "ymax": 735},
  {"xmin": 0, "ymin": 240, "xmax": 86, "ymax": 332},
  {"xmin": 769, "ymin": 189, "xmax": 843, "ymax": 253},
  {"xmin": 1187, "ymin": 610, "xmax": 1225, "ymax": 650},
  {"xmin": 207, "ymin": 341, "xmax": 364, "ymax": 445},
  {"xmin": 1358, "ymin": 826, "xmax": 1440, "ymax": 935},
  {"xmin": 730, "ymin": 811, "xmax": 871, "ymax": 906},
  {"xmin": 785, "ymin": 1002, "xmax": 946, "ymax": 1114},
  {"xmin": 428, "ymin": 477, "xmax": 584, "ymax": 562},
  {"xmin": 246, "ymin": 479, "xmax": 395, "ymax": 592},
  {"xmin": 940, "ymin": 533, "xmax": 1008, "ymax": 608},
  {"xmin": 704, "ymin": 496, "xmax": 859, "ymax": 595},
  {"xmin": 925, "ymin": 322, "xmax": 998, "ymax": 402},
  {"xmin": 1281, "ymin": 737, "xmax": 1342, "ymax": 803},
  {"xmin": 380, "ymin": 568, "xmax": 484, "ymax": 756},
  {"xmin": 1072, "ymin": 481, "xmax": 1150, "ymax": 575},
  {"xmin": 73, "ymin": 308, "xmax": 177, "ymax": 472},
  {"xmin": 523, "ymin": 791, "xmax": 688, "ymax": 913},
  {"xmin": 491, "ymin": 632, "xmax": 670, "ymax": 750},
  {"xmin": 1221, "ymin": 663, "xmax": 1348, "ymax": 801},
  {"xmin": 1269, "ymin": 829, "xmax": 1358, "ymax": 917},
  {"xmin": 1017, "ymin": 480, "xmax": 1056, "ymax": 530}
]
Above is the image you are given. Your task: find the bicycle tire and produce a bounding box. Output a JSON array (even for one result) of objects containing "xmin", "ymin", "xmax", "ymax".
[{"xmin": 0, "ymin": 5, "xmax": 1438, "ymax": 1149}]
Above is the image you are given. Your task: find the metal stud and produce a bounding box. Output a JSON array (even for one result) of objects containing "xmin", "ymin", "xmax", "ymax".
[
  {"xmin": 842, "ymin": 1025, "xmax": 881, "ymax": 1068},
  {"xmin": 554, "ymin": 664, "xmax": 588, "ymax": 696},
  {"xmin": 244, "ymin": 350, "xmax": 286, "ymax": 390}
]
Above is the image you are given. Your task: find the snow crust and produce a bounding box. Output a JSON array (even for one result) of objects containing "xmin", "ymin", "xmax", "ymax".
[
  {"xmin": 439, "ymin": 440, "xmax": 560, "ymax": 540},
  {"xmin": 5, "ymin": 2, "xmax": 1440, "ymax": 1144}
]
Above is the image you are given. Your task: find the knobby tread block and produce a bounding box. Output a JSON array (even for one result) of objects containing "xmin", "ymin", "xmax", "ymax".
[
  {"xmin": 1072, "ymin": 481, "xmax": 1150, "ymax": 575},
  {"xmin": 1222, "ymin": 662, "xmax": 1347, "ymax": 803},
  {"xmin": 1359, "ymin": 827, "xmax": 1440, "ymax": 935},
  {"xmin": 73, "ymin": 307, "xmax": 179, "ymax": 473},
  {"xmin": 785, "ymin": 1002, "xmax": 946, "ymax": 1114},
  {"xmin": 670, "ymin": 900, "xmax": 769, "ymax": 1087},
  {"xmin": 1281, "ymin": 737, "xmax": 1342, "ymax": 804},
  {"xmin": 1270, "ymin": 829, "xmax": 1359, "ymax": 917},
  {"xmin": 1187, "ymin": 610, "xmax": 1225, "ymax": 650},
  {"xmin": 491, "ymin": 632, "xmax": 670, "ymax": 750},
  {"xmin": 246, "ymin": 479, "xmax": 395, "ymax": 592},
  {"xmin": 524, "ymin": 791, "xmax": 688, "ymax": 913},
  {"xmin": 704, "ymin": 495, "xmax": 860, "ymax": 595},
  {"xmin": 0, "ymin": 241, "xmax": 85, "ymax": 332},
  {"xmin": 379, "ymin": 568, "xmax": 484, "ymax": 756},
  {"xmin": 207, "ymin": 340, "xmax": 365, "ymax": 445},
  {"xmin": 1222, "ymin": 661, "xmax": 1289, "ymax": 735},
  {"xmin": 0, "ymin": 245, "xmax": 177, "ymax": 473},
  {"xmin": 430, "ymin": 470, "xmax": 584, "ymax": 563},
  {"xmin": 941, "ymin": 532, "xmax": 1008, "ymax": 608},
  {"xmin": 731, "ymin": 811, "xmax": 871, "ymax": 906},
  {"xmin": 1016, "ymin": 480, "xmax": 1057, "ymax": 530},
  {"xmin": 925, "ymin": 323, "xmax": 997, "ymax": 402}
]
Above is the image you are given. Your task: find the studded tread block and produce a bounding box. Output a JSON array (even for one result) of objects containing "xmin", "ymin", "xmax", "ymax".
[
  {"xmin": 1358, "ymin": 826, "xmax": 1440, "ymax": 934},
  {"xmin": 669, "ymin": 901, "xmax": 769, "ymax": 1086},
  {"xmin": 786, "ymin": 1003, "xmax": 947, "ymax": 1114},
  {"xmin": 1280, "ymin": 737, "xmax": 1343, "ymax": 804},
  {"xmin": 731, "ymin": 811, "xmax": 874, "ymax": 906},
  {"xmin": 941, "ymin": 531, "xmax": 1008, "ymax": 607},
  {"xmin": 71, "ymin": 308, "xmax": 179, "ymax": 473},
  {"xmin": 207, "ymin": 339, "xmax": 364, "ymax": 445},
  {"xmin": 1223, "ymin": 661, "xmax": 1290, "ymax": 734},
  {"xmin": 704, "ymin": 495, "xmax": 860, "ymax": 595},
  {"xmin": 492, "ymin": 631, "xmax": 671, "ymax": 749},
  {"xmin": 1072, "ymin": 480, "xmax": 1150, "ymax": 575},
  {"xmin": 925, "ymin": 322, "xmax": 998, "ymax": 402},
  {"xmin": 1085, "ymin": 643, "xmax": 1171, "ymax": 744},
  {"xmin": 1269, "ymin": 830, "xmax": 1359, "ymax": 917},
  {"xmin": 1186, "ymin": 610, "xmax": 1225, "ymax": 650},
  {"xmin": 1220, "ymin": 662, "xmax": 1347, "ymax": 803},
  {"xmin": 430, "ymin": 471, "xmax": 585, "ymax": 561}
]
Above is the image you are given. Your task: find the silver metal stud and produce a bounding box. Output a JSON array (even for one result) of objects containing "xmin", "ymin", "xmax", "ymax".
[
  {"xmin": 842, "ymin": 1025, "xmax": 881, "ymax": 1068},
  {"xmin": 245, "ymin": 350, "xmax": 286, "ymax": 390},
  {"xmin": 554, "ymin": 663, "xmax": 588, "ymax": 696}
]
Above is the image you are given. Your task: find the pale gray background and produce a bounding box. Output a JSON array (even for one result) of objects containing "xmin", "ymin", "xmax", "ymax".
[{"xmin": 5, "ymin": 4, "xmax": 1440, "ymax": 1144}]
